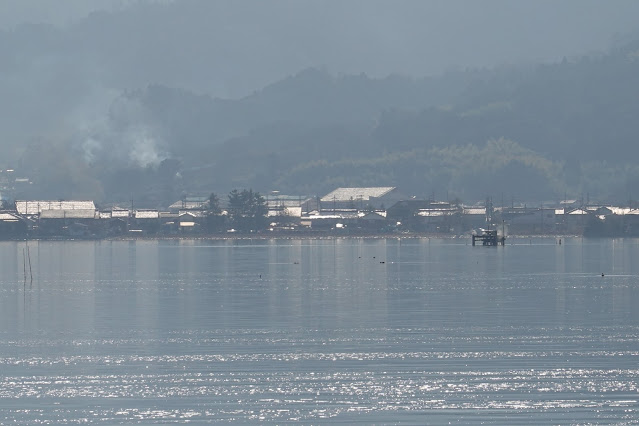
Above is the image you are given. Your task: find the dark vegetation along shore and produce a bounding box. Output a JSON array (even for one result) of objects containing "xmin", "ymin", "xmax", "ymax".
[{"xmin": 1, "ymin": 187, "xmax": 636, "ymax": 240}]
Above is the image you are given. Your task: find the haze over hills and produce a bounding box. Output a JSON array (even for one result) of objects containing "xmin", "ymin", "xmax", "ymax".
[{"xmin": 1, "ymin": 1, "xmax": 639, "ymax": 205}]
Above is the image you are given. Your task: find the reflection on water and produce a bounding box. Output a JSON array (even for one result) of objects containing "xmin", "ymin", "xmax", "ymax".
[{"xmin": 1, "ymin": 238, "xmax": 639, "ymax": 424}]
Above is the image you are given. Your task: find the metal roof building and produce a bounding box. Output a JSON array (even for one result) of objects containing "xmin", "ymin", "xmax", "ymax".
[
  {"xmin": 134, "ymin": 210, "xmax": 160, "ymax": 219},
  {"xmin": 168, "ymin": 197, "xmax": 209, "ymax": 211},
  {"xmin": 320, "ymin": 187, "xmax": 396, "ymax": 203},
  {"xmin": 0, "ymin": 212, "xmax": 20, "ymax": 221},
  {"xmin": 319, "ymin": 187, "xmax": 400, "ymax": 211},
  {"xmin": 40, "ymin": 209, "xmax": 98, "ymax": 219},
  {"xmin": 16, "ymin": 200, "xmax": 96, "ymax": 216}
]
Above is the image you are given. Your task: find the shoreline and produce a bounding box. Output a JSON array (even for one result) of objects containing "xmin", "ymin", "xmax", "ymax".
[{"xmin": 3, "ymin": 232, "xmax": 593, "ymax": 242}]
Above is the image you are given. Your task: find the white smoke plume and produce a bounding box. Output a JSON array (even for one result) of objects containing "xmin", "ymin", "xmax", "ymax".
[{"xmin": 77, "ymin": 92, "xmax": 169, "ymax": 169}]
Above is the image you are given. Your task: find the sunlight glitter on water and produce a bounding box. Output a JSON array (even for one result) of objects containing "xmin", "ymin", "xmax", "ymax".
[{"xmin": 2, "ymin": 238, "xmax": 639, "ymax": 423}]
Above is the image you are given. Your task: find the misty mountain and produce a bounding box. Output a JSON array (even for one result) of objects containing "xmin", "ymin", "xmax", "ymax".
[
  {"xmin": 2, "ymin": 0, "xmax": 639, "ymax": 160},
  {"xmin": 14, "ymin": 37, "xmax": 639, "ymax": 205},
  {"xmin": 168, "ymin": 41, "xmax": 639, "ymax": 203},
  {"xmin": 2, "ymin": 1, "xmax": 639, "ymax": 205},
  {"xmin": 13, "ymin": 68, "xmax": 475, "ymax": 203},
  {"xmin": 131, "ymin": 68, "xmax": 478, "ymax": 156}
]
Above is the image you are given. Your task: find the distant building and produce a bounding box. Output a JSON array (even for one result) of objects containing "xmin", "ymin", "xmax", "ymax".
[
  {"xmin": 500, "ymin": 207, "xmax": 557, "ymax": 234},
  {"xmin": 265, "ymin": 194, "xmax": 309, "ymax": 218},
  {"xmin": 168, "ymin": 196, "xmax": 209, "ymax": 212},
  {"xmin": 175, "ymin": 211, "xmax": 204, "ymax": 233},
  {"xmin": 131, "ymin": 210, "xmax": 161, "ymax": 234},
  {"xmin": 557, "ymin": 207, "xmax": 591, "ymax": 234},
  {"xmin": 387, "ymin": 199, "xmax": 436, "ymax": 218},
  {"xmin": 356, "ymin": 211, "xmax": 387, "ymax": 230},
  {"xmin": 300, "ymin": 212, "xmax": 359, "ymax": 229},
  {"xmin": 38, "ymin": 209, "xmax": 99, "ymax": 238},
  {"xmin": 134, "ymin": 210, "xmax": 160, "ymax": 220},
  {"xmin": 320, "ymin": 187, "xmax": 400, "ymax": 211},
  {"xmin": 39, "ymin": 209, "xmax": 98, "ymax": 220},
  {"xmin": 460, "ymin": 207, "xmax": 488, "ymax": 232},
  {"xmin": 16, "ymin": 200, "xmax": 96, "ymax": 216},
  {"xmin": 0, "ymin": 212, "xmax": 27, "ymax": 238}
]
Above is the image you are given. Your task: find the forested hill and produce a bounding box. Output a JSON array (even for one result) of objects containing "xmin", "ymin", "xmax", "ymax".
[{"xmin": 18, "ymin": 39, "xmax": 639, "ymax": 205}]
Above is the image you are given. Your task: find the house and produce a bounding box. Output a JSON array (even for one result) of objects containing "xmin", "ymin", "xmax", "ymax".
[
  {"xmin": 588, "ymin": 207, "xmax": 639, "ymax": 237},
  {"xmin": 131, "ymin": 210, "xmax": 160, "ymax": 234},
  {"xmin": 265, "ymin": 194, "xmax": 309, "ymax": 219},
  {"xmin": 38, "ymin": 209, "xmax": 99, "ymax": 237},
  {"xmin": 157, "ymin": 212, "xmax": 179, "ymax": 234},
  {"xmin": 356, "ymin": 211, "xmax": 388, "ymax": 230},
  {"xmin": 177, "ymin": 211, "xmax": 204, "ymax": 233},
  {"xmin": 111, "ymin": 209, "xmax": 131, "ymax": 219},
  {"xmin": 95, "ymin": 208, "xmax": 131, "ymax": 237},
  {"xmin": 501, "ymin": 207, "xmax": 557, "ymax": 234},
  {"xmin": 558, "ymin": 207, "xmax": 591, "ymax": 234}
]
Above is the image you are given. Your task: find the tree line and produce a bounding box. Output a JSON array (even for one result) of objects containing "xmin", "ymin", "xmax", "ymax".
[{"xmin": 206, "ymin": 189, "xmax": 268, "ymax": 232}]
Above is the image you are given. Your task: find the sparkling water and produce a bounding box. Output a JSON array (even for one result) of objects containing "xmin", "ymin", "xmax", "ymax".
[{"xmin": 1, "ymin": 238, "xmax": 638, "ymax": 424}]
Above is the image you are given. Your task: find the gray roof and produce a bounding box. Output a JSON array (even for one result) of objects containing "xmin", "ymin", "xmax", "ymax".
[
  {"xmin": 463, "ymin": 208, "xmax": 487, "ymax": 215},
  {"xmin": 267, "ymin": 194, "xmax": 310, "ymax": 202},
  {"xmin": 16, "ymin": 200, "xmax": 96, "ymax": 215},
  {"xmin": 159, "ymin": 212, "xmax": 179, "ymax": 219},
  {"xmin": 568, "ymin": 208, "xmax": 589, "ymax": 215},
  {"xmin": 99, "ymin": 210, "xmax": 129, "ymax": 219},
  {"xmin": 111, "ymin": 209, "xmax": 130, "ymax": 218},
  {"xmin": 321, "ymin": 187, "xmax": 396, "ymax": 202},
  {"xmin": 0, "ymin": 212, "xmax": 19, "ymax": 221},
  {"xmin": 179, "ymin": 210, "xmax": 204, "ymax": 218},
  {"xmin": 168, "ymin": 200, "xmax": 208, "ymax": 210},
  {"xmin": 417, "ymin": 210, "xmax": 449, "ymax": 217},
  {"xmin": 40, "ymin": 209, "xmax": 98, "ymax": 219},
  {"xmin": 302, "ymin": 213, "xmax": 359, "ymax": 220},
  {"xmin": 134, "ymin": 210, "xmax": 160, "ymax": 219},
  {"xmin": 267, "ymin": 199, "xmax": 307, "ymax": 208},
  {"xmin": 358, "ymin": 212, "xmax": 386, "ymax": 220}
]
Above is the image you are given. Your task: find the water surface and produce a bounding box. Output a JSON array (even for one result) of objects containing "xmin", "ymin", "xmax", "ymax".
[{"xmin": 1, "ymin": 238, "xmax": 638, "ymax": 424}]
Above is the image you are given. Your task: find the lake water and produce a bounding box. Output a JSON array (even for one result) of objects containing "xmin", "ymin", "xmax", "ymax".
[{"xmin": 1, "ymin": 237, "xmax": 638, "ymax": 424}]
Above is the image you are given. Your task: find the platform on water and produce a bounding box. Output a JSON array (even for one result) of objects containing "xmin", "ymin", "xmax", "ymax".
[{"xmin": 472, "ymin": 229, "xmax": 505, "ymax": 246}]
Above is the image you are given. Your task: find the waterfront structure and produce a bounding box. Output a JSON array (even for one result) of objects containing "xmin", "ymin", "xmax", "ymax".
[{"xmin": 472, "ymin": 229, "xmax": 505, "ymax": 246}]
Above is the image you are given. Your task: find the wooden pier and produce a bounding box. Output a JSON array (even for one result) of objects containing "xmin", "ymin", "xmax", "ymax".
[{"xmin": 472, "ymin": 229, "xmax": 505, "ymax": 246}]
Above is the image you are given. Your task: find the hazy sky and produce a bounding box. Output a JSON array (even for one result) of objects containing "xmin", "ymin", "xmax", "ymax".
[
  {"xmin": 0, "ymin": 0, "xmax": 638, "ymax": 141},
  {"xmin": 0, "ymin": 0, "xmax": 167, "ymax": 29},
  {"xmin": 0, "ymin": 0, "xmax": 637, "ymax": 101},
  {"xmin": 1, "ymin": 1, "xmax": 637, "ymax": 78}
]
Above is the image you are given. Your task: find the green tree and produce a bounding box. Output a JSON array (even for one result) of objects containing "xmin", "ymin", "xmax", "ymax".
[
  {"xmin": 205, "ymin": 192, "xmax": 225, "ymax": 232},
  {"xmin": 227, "ymin": 189, "xmax": 268, "ymax": 231},
  {"xmin": 208, "ymin": 192, "xmax": 221, "ymax": 214},
  {"xmin": 227, "ymin": 189, "xmax": 243, "ymax": 217}
]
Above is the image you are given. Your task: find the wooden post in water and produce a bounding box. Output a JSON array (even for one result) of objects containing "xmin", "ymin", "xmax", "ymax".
[
  {"xmin": 27, "ymin": 246, "xmax": 33, "ymax": 285},
  {"xmin": 23, "ymin": 248, "xmax": 27, "ymax": 288}
]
